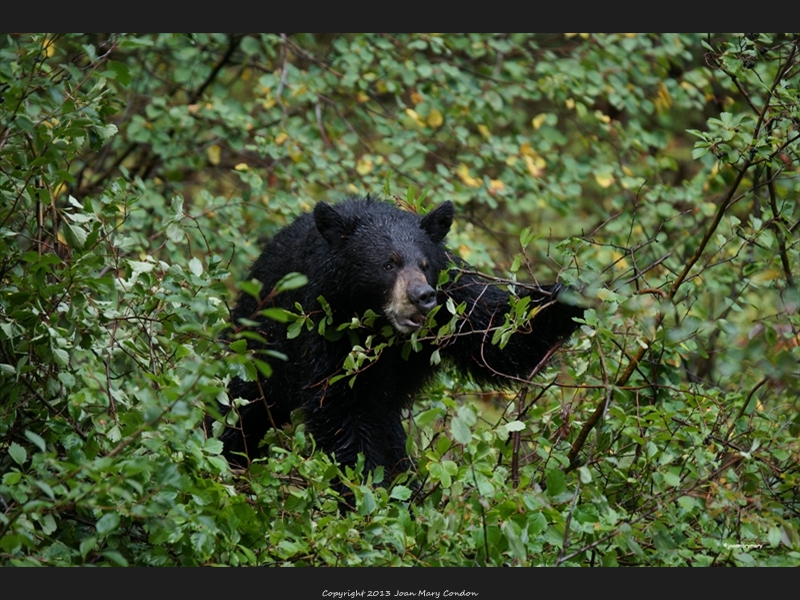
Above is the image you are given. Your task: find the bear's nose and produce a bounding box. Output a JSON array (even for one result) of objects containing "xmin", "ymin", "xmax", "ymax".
[{"xmin": 409, "ymin": 284, "xmax": 437, "ymax": 313}]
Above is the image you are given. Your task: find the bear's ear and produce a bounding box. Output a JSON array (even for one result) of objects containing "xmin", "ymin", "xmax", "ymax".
[
  {"xmin": 314, "ymin": 202, "xmax": 357, "ymax": 245},
  {"xmin": 420, "ymin": 201, "xmax": 454, "ymax": 244}
]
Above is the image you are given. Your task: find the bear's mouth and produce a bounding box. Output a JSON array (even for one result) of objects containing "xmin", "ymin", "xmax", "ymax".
[
  {"xmin": 401, "ymin": 313, "xmax": 426, "ymax": 329},
  {"xmin": 385, "ymin": 309, "xmax": 428, "ymax": 334}
]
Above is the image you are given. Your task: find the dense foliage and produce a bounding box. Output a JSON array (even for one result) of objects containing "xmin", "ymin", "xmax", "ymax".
[{"xmin": 1, "ymin": 33, "xmax": 798, "ymax": 566}]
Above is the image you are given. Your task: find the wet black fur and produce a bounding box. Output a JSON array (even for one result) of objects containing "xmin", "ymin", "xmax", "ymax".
[{"xmin": 214, "ymin": 197, "xmax": 583, "ymax": 483}]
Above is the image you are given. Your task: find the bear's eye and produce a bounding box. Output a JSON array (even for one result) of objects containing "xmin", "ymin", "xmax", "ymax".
[{"xmin": 383, "ymin": 261, "xmax": 395, "ymax": 272}]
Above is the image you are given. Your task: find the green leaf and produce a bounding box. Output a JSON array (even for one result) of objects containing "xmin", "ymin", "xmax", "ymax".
[
  {"xmin": 260, "ymin": 307, "xmax": 294, "ymax": 322},
  {"xmin": 662, "ymin": 471, "xmax": 681, "ymax": 487},
  {"xmin": 239, "ymin": 279, "xmax": 263, "ymax": 299},
  {"xmin": 24, "ymin": 430, "xmax": 46, "ymax": 452},
  {"xmin": 106, "ymin": 60, "xmax": 131, "ymax": 86},
  {"xmin": 502, "ymin": 521, "xmax": 526, "ymax": 560},
  {"xmin": 63, "ymin": 222, "xmax": 88, "ymax": 249},
  {"xmin": 8, "ymin": 442, "xmax": 26, "ymax": 466},
  {"xmin": 166, "ymin": 222, "xmax": 183, "ymax": 242},
  {"xmin": 275, "ymin": 272, "xmax": 308, "ymax": 293},
  {"xmin": 545, "ymin": 468, "xmax": 566, "ymax": 498},
  {"xmin": 579, "ymin": 466, "xmax": 592, "ymax": 484},
  {"xmin": 390, "ymin": 485, "xmax": 412, "ymax": 501},
  {"xmin": 80, "ymin": 537, "xmax": 97, "ymax": 558},
  {"xmin": 52, "ymin": 347, "xmax": 69, "ymax": 366},
  {"xmin": 93, "ymin": 123, "xmax": 118, "ymax": 140},
  {"xmin": 3, "ymin": 471, "xmax": 22, "ymax": 485},
  {"xmin": 767, "ymin": 526, "xmax": 781, "ymax": 548},
  {"xmin": 450, "ymin": 415, "xmax": 473, "ymax": 445},
  {"xmin": 96, "ymin": 512, "xmax": 121, "ymax": 536},
  {"xmin": 229, "ymin": 339, "xmax": 247, "ymax": 353},
  {"xmin": 429, "ymin": 349, "xmax": 441, "ymax": 365},
  {"xmin": 100, "ymin": 550, "xmax": 129, "ymax": 566},
  {"xmin": 34, "ymin": 480, "xmax": 55, "ymax": 499},
  {"xmin": 189, "ymin": 257, "xmax": 203, "ymax": 277}
]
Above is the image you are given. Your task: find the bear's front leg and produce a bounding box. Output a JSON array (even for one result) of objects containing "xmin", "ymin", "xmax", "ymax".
[{"xmin": 307, "ymin": 406, "xmax": 412, "ymax": 485}]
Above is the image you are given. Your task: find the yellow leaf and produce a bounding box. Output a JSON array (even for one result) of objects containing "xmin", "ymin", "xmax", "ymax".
[
  {"xmin": 654, "ymin": 81, "xmax": 672, "ymax": 114},
  {"xmin": 750, "ymin": 269, "xmax": 780, "ymax": 284},
  {"xmin": 519, "ymin": 143, "xmax": 544, "ymax": 168},
  {"xmin": 531, "ymin": 113, "xmax": 547, "ymax": 130},
  {"xmin": 523, "ymin": 154, "xmax": 545, "ymax": 178},
  {"xmin": 565, "ymin": 98, "xmax": 575, "ymax": 110},
  {"xmin": 207, "ymin": 145, "xmax": 221, "ymax": 166},
  {"xmin": 275, "ymin": 132, "xmax": 288, "ymax": 145},
  {"xmin": 356, "ymin": 92, "xmax": 370, "ymax": 103},
  {"xmin": 410, "ymin": 91, "xmax": 424, "ymax": 105},
  {"xmin": 458, "ymin": 244, "xmax": 472, "ymax": 261},
  {"xmin": 594, "ymin": 111, "xmax": 611, "ymax": 124},
  {"xmin": 477, "ymin": 124, "xmax": 491, "ymax": 138},
  {"xmin": 405, "ymin": 108, "xmax": 425, "ymax": 127},
  {"xmin": 241, "ymin": 67, "xmax": 252, "ymax": 81},
  {"xmin": 622, "ymin": 166, "xmax": 633, "ymax": 177},
  {"xmin": 289, "ymin": 146, "xmax": 303, "ymax": 163},
  {"xmin": 44, "ymin": 36, "xmax": 56, "ymax": 57},
  {"xmin": 596, "ymin": 289, "xmax": 615, "ymax": 302},
  {"xmin": 234, "ymin": 163, "xmax": 249, "ymax": 172},
  {"xmin": 456, "ymin": 163, "xmax": 482, "ymax": 188},
  {"xmin": 427, "ymin": 109, "xmax": 444, "ymax": 128},
  {"xmin": 594, "ymin": 172, "xmax": 614, "ymax": 188},
  {"xmin": 489, "ymin": 179, "xmax": 505, "ymax": 191},
  {"xmin": 356, "ymin": 157, "xmax": 373, "ymax": 175},
  {"xmin": 611, "ymin": 251, "xmax": 629, "ymax": 271}
]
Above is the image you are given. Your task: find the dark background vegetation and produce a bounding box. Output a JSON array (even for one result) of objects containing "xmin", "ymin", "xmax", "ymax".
[{"xmin": 1, "ymin": 33, "xmax": 798, "ymax": 566}]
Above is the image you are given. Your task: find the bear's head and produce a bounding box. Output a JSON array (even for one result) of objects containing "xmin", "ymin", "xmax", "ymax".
[{"xmin": 313, "ymin": 199, "xmax": 454, "ymax": 334}]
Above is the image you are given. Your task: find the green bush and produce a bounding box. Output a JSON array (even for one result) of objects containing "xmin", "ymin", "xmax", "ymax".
[{"xmin": 1, "ymin": 33, "xmax": 798, "ymax": 566}]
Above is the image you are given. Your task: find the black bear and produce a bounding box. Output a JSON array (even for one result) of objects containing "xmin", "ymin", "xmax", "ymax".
[{"xmin": 214, "ymin": 196, "xmax": 582, "ymax": 486}]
